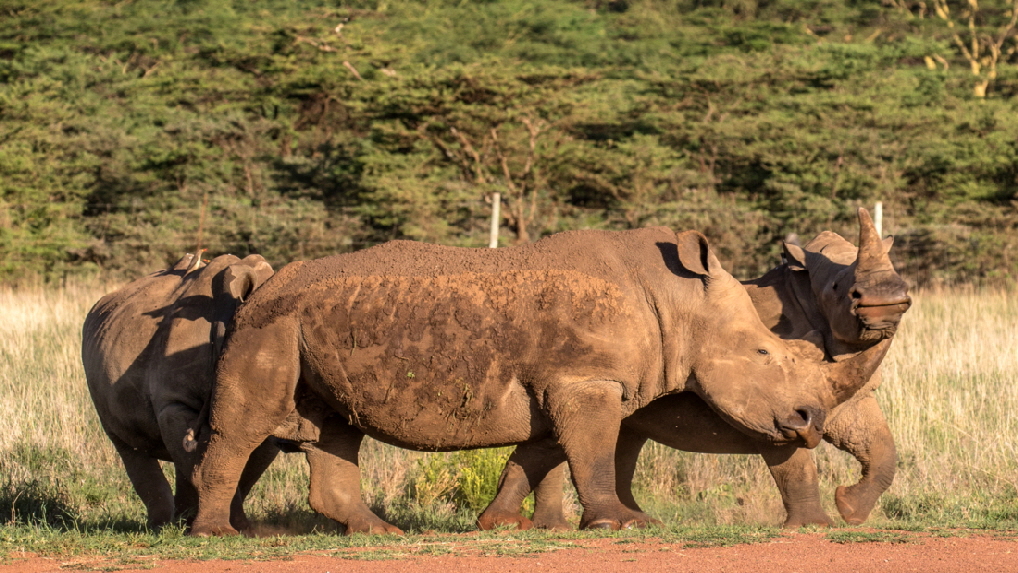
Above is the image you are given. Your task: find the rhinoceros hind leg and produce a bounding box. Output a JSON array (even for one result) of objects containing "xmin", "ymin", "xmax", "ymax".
[
  {"xmin": 226, "ymin": 440, "xmax": 281, "ymax": 532},
  {"xmin": 190, "ymin": 324, "xmax": 300, "ymax": 537},
  {"xmin": 613, "ymin": 428, "xmax": 648, "ymax": 514},
  {"xmin": 826, "ymin": 395, "xmax": 896, "ymax": 525},
  {"xmin": 304, "ymin": 416, "xmax": 402, "ymax": 535},
  {"xmin": 478, "ymin": 438, "xmax": 567, "ymax": 531},
  {"xmin": 109, "ymin": 435, "xmax": 174, "ymax": 530},
  {"xmin": 530, "ymin": 462, "xmax": 572, "ymax": 530},
  {"xmin": 611, "ymin": 429, "xmax": 662, "ymax": 527},
  {"xmin": 760, "ymin": 444, "xmax": 834, "ymax": 528}
]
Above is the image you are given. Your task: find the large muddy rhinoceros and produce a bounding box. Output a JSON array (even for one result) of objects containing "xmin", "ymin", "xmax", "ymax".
[
  {"xmin": 82, "ymin": 253, "xmax": 276, "ymax": 529},
  {"xmin": 189, "ymin": 227, "xmax": 886, "ymax": 536},
  {"xmin": 477, "ymin": 208, "xmax": 910, "ymax": 530}
]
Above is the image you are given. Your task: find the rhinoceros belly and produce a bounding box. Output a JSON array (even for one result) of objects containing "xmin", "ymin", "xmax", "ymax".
[{"xmin": 294, "ymin": 270, "xmax": 640, "ymax": 450}]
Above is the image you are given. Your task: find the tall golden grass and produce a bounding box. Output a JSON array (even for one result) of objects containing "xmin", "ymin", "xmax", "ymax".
[{"xmin": 0, "ymin": 283, "xmax": 1014, "ymax": 531}]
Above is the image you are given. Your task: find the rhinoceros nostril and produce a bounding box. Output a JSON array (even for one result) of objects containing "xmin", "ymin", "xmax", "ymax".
[
  {"xmin": 779, "ymin": 410, "xmax": 810, "ymax": 434},
  {"xmin": 778, "ymin": 407, "xmax": 826, "ymax": 448},
  {"xmin": 782, "ymin": 407, "xmax": 824, "ymax": 433}
]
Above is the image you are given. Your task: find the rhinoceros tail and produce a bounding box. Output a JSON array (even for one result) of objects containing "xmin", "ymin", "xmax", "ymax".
[{"xmin": 183, "ymin": 399, "xmax": 212, "ymax": 454}]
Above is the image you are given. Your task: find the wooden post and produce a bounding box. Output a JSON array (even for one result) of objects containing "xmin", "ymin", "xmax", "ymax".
[
  {"xmin": 874, "ymin": 201, "xmax": 883, "ymax": 237},
  {"xmin": 488, "ymin": 192, "xmax": 501, "ymax": 248}
]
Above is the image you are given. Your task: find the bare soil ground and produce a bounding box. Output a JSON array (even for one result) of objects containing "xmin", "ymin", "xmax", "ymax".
[{"xmin": 4, "ymin": 531, "xmax": 1017, "ymax": 573}]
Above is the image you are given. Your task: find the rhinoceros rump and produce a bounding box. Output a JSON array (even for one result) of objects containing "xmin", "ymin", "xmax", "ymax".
[
  {"xmin": 82, "ymin": 254, "xmax": 275, "ymax": 529},
  {"xmin": 189, "ymin": 228, "xmax": 876, "ymax": 535},
  {"xmin": 477, "ymin": 208, "xmax": 910, "ymax": 531}
]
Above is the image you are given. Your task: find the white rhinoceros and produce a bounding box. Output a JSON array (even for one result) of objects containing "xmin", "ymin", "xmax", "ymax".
[{"xmin": 187, "ymin": 228, "xmax": 886, "ymax": 536}]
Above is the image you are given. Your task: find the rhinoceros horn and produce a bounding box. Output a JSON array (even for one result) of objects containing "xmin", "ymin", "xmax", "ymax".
[
  {"xmin": 823, "ymin": 338, "xmax": 893, "ymax": 404},
  {"xmin": 856, "ymin": 208, "xmax": 891, "ymax": 276}
]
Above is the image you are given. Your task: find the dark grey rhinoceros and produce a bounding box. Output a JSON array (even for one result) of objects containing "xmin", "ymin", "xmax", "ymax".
[
  {"xmin": 477, "ymin": 208, "xmax": 910, "ymax": 530},
  {"xmin": 187, "ymin": 227, "xmax": 888, "ymax": 536},
  {"xmin": 82, "ymin": 253, "xmax": 276, "ymax": 529}
]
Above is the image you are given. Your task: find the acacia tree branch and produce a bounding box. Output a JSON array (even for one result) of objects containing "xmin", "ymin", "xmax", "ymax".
[
  {"xmin": 968, "ymin": 1, "xmax": 980, "ymax": 63},
  {"xmin": 490, "ymin": 127, "xmax": 520, "ymax": 198},
  {"xmin": 520, "ymin": 117, "xmax": 549, "ymax": 230},
  {"xmin": 929, "ymin": 0, "xmax": 1018, "ymax": 95},
  {"xmin": 989, "ymin": 0, "xmax": 1018, "ymax": 64},
  {"xmin": 450, "ymin": 127, "xmax": 488, "ymax": 185}
]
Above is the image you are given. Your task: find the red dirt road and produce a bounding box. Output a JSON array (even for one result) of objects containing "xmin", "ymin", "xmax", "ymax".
[{"xmin": 4, "ymin": 532, "xmax": 1017, "ymax": 573}]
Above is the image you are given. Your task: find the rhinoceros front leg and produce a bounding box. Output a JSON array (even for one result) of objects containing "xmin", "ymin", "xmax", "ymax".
[
  {"xmin": 108, "ymin": 434, "xmax": 174, "ymax": 530},
  {"xmin": 476, "ymin": 438, "xmax": 568, "ymax": 531},
  {"xmin": 759, "ymin": 443, "xmax": 835, "ymax": 528},
  {"xmin": 546, "ymin": 381, "xmax": 649, "ymax": 530},
  {"xmin": 303, "ymin": 415, "xmax": 402, "ymax": 535},
  {"xmin": 825, "ymin": 393, "xmax": 896, "ymax": 525}
]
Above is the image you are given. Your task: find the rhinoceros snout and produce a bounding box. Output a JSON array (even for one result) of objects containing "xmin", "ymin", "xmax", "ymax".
[{"xmin": 778, "ymin": 407, "xmax": 826, "ymax": 448}]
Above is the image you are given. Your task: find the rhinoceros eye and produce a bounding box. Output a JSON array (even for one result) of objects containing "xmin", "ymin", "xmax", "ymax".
[{"xmin": 757, "ymin": 349, "xmax": 769, "ymax": 356}]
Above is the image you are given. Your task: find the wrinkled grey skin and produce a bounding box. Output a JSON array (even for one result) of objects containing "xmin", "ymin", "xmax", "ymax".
[
  {"xmin": 187, "ymin": 228, "xmax": 884, "ymax": 537},
  {"xmin": 82, "ymin": 253, "xmax": 275, "ymax": 530},
  {"xmin": 478, "ymin": 208, "xmax": 911, "ymax": 530}
]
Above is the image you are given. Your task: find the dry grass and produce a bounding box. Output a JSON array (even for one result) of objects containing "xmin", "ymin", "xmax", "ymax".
[{"xmin": 0, "ymin": 283, "xmax": 1014, "ymax": 533}]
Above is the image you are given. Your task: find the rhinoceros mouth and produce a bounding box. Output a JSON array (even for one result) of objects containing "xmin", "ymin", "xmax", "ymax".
[{"xmin": 854, "ymin": 300, "xmax": 911, "ymax": 340}]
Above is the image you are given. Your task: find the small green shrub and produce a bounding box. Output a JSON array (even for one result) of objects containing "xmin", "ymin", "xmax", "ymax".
[{"xmin": 406, "ymin": 447, "xmax": 528, "ymax": 514}]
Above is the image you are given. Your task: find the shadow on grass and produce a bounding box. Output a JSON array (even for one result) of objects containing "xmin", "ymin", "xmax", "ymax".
[
  {"xmin": 0, "ymin": 478, "xmax": 148, "ymax": 534},
  {"xmin": 0, "ymin": 444, "xmax": 150, "ymax": 534}
]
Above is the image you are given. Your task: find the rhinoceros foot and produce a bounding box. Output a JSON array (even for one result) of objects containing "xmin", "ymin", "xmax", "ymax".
[
  {"xmin": 580, "ymin": 507, "xmax": 658, "ymax": 531},
  {"xmin": 343, "ymin": 516, "xmax": 404, "ymax": 536},
  {"xmin": 188, "ymin": 520, "xmax": 240, "ymax": 537},
  {"xmin": 530, "ymin": 513, "xmax": 571, "ymax": 531},
  {"xmin": 476, "ymin": 511, "xmax": 534, "ymax": 531},
  {"xmin": 835, "ymin": 484, "xmax": 877, "ymax": 525},
  {"xmin": 781, "ymin": 510, "xmax": 835, "ymax": 529}
]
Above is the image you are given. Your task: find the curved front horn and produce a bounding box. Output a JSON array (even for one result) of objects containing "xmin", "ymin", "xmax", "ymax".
[{"xmin": 823, "ymin": 339, "xmax": 893, "ymax": 404}]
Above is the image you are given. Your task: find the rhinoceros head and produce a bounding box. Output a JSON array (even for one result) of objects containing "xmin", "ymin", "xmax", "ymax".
[
  {"xmin": 675, "ymin": 232, "xmax": 885, "ymax": 448},
  {"xmin": 783, "ymin": 208, "xmax": 911, "ymax": 352},
  {"xmin": 153, "ymin": 253, "xmax": 275, "ymax": 379}
]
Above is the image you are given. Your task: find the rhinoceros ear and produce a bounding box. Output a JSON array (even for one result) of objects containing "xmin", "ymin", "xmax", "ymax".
[
  {"xmin": 675, "ymin": 231, "xmax": 722, "ymax": 277},
  {"xmin": 221, "ymin": 266, "xmax": 260, "ymax": 303},
  {"xmin": 782, "ymin": 241, "xmax": 808, "ymax": 272}
]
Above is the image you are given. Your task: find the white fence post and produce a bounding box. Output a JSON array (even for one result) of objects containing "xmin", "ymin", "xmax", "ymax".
[
  {"xmin": 874, "ymin": 201, "xmax": 883, "ymax": 237},
  {"xmin": 489, "ymin": 192, "xmax": 501, "ymax": 248}
]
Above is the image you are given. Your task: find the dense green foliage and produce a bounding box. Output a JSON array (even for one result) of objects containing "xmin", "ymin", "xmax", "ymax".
[{"xmin": 2, "ymin": 0, "xmax": 1018, "ymax": 282}]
